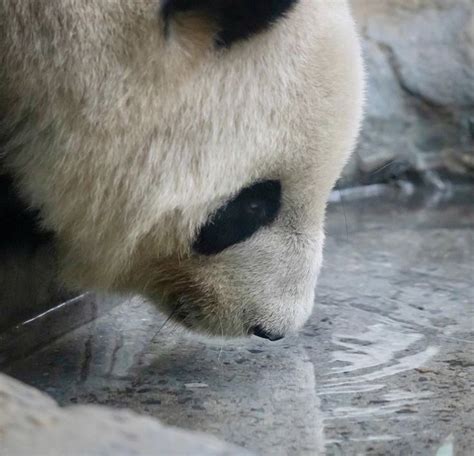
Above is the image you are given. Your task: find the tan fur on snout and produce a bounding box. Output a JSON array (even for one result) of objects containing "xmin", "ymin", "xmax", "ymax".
[{"xmin": 0, "ymin": 0, "xmax": 364, "ymax": 337}]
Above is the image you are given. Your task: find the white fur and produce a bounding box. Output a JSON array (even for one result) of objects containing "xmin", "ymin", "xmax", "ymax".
[{"xmin": 0, "ymin": 0, "xmax": 364, "ymax": 337}]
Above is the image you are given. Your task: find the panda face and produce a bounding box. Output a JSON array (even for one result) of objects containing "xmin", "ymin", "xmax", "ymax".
[
  {"xmin": 136, "ymin": 171, "xmax": 325, "ymax": 339},
  {"xmin": 1, "ymin": 0, "xmax": 364, "ymax": 339}
]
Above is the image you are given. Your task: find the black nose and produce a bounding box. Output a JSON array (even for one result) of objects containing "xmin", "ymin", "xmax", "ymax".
[{"xmin": 252, "ymin": 325, "xmax": 284, "ymax": 341}]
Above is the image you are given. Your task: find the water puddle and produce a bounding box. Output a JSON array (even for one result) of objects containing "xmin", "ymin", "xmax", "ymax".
[{"xmin": 315, "ymin": 194, "xmax": 472, "ymax": 454}]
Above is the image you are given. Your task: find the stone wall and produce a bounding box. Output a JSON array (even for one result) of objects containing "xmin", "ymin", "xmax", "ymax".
[{"xmin": 345, "ymin": 0, "xmax": 474, "ymax": 186}]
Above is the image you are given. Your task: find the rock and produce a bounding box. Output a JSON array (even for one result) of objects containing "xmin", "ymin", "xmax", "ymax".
[
  {"xmin": 0, "ymin": 373, "xmax": 250, "ymax": 456},
  {"xmin": 343, "ymin": 0, "xmax": 474, "ymax": 185}
]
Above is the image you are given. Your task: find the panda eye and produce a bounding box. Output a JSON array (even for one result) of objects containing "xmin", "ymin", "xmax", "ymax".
[{"xmin": 193, "ymin": 180, "xmax": 282, "ymax": 256}]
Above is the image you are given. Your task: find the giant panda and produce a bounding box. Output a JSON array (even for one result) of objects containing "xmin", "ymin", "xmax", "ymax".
[{"xmin": 0, "ymin": 0, "xmax": 364, "ymax": 341}]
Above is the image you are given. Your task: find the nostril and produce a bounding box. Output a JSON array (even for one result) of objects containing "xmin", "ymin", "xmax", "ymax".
[{"xmin": 252, "ymin": 325, "xmax": 284, "ymax": 342}]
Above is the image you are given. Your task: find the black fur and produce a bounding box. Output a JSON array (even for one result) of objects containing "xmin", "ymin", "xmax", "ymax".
[
  {"xmin": 193, "ymin": 180, "xmax": 281, "ymax": 256},
  {"xmin": 0, "ymin": 172, "xmax": 52, "ymax": 253},
  {"xmin": 161, "ymin": 0, "xmax": 298, "ymax": 47}
]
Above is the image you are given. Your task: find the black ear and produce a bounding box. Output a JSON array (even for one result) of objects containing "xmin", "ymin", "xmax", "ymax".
[{"xmin": 161, "ymin": 0, "xmax": 298, "ymax": 47}]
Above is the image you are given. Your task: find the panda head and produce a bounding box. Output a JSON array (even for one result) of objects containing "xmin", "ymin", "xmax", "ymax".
[
  {"xmin": 113, "ymin": 0, "xmax": 364, "ymax": 339},
  {"xmin": 2, "ymin": 0, "xmax": 364, "ymax": 340}
]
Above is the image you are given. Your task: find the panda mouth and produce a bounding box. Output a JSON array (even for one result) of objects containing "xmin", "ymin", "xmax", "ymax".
[
  {"xmin": 154, "ymin": 292, "xmax": 286, "ymax": 341},
  {"xmin": 156, "ymin": 292, "xmax": 253, "ymax": 338},
  {"xmin": 146, "ymin": 264, "xmax": 273, "ymax": 338}
]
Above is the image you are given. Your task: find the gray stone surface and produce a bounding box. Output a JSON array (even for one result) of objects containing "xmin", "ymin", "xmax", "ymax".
[
  {"xmin": 0, "ymin": 372, "xmax": 250, "ymax": 456},
  {"xmin": 4, "ymin": 187, "xmax": 473, "ymax": 455},
  {"xmin": 345, "ymin": 0, "xmax": 474, "ymax": 184},
  {"xmin": 0, "ymin": 293, "xmax": 121, "ymax": 367}
]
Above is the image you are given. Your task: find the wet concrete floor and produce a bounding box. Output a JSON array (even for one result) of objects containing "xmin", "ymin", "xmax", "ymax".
[{"xmin": 4, "ymin": 187, "xmax": 474, "ymax": 455}]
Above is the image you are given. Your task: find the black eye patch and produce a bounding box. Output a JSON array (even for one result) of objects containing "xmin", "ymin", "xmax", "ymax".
[
  {"xmin": 161, "ymin": 0, "xmax": 298, "ymax": 48},
  {"xmin": 193, "ymin": 180, "xmax": 281, "ymax": 256}
]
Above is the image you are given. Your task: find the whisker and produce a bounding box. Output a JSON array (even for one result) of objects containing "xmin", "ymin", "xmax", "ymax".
[
  {"xmin": 369, "ymin": 159, "xmax": 395, "ymax": 176},
  {"xmin": 149, "ymin": 299, "xmax": 184, "ymax": 343},
  {"xmin": 217, "ymin": 314, "xmax": 225, "ymax": 363}
]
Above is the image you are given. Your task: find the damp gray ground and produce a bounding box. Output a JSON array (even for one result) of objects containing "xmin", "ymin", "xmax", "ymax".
[{"xmin": 4, "ymin": 188, "xmax": 474, "ymax": 456}]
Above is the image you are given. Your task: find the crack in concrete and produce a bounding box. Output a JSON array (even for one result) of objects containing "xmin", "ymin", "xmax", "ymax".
[
  {"xmin": 107, "ymin": 331, "xmax": 124, "ymax": 378},
  {"xmin": 79, "ymin": 333, "xmax": 93, "ymax": 384}
]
